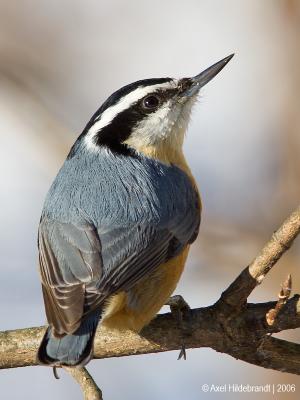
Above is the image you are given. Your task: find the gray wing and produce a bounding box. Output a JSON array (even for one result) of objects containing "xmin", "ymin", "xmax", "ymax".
[
  {"xmin": 39, "ymin": 202, "xmax": 199, "ymax": 336},
  {"xmin": 38, "ymin": 219, "xmax": 103, "ymax": 336}
]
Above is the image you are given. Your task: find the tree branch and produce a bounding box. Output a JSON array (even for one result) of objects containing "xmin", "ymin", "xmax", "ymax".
[
  {"xmin": 63, "ymin": 367, "xmax": 103, "ymax": 400},
  {"xmin": 215, "ymin": 205, "xmax": 300, "ymax": 313},
  {"xmin": 266, "ymin": 274, "xmax": 292, "ymax": 326},
  {"xmin": 1, "ymin": 205, "xmax": 300, "ymax": 396},
  {"xmin": 0, "ymin": 296, "xmax": 300, "ymax": 372}
]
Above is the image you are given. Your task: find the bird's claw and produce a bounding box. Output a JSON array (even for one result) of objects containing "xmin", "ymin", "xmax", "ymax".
[
  {"xmin": 177, "ymin": 343, "xmax": 187, "ymax": 360},
  {"xmin": 166, "ymin": 295, "xmax": 191, "ymax": 360},
  {"xmin": 53, "ymin": 366, "xmax": 60, "ymax": 380}
]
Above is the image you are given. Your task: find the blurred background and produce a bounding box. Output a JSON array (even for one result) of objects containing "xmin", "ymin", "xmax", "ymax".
[{"xmin": 0, "ymin": 0, "xmax": 300, "ymax": 399}]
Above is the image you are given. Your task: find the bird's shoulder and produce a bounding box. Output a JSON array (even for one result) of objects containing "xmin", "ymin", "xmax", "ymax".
[{"xmin": 42, "ymin": 148, "xmax": 199, "ymax": 229}]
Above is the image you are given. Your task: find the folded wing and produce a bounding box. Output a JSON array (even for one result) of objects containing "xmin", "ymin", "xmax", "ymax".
[{"xmin": 39, "ymin": 194, "xmax": 199, "ymax": 336}]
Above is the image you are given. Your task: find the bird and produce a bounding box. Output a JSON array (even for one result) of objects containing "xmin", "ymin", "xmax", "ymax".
[{"xmin": 37, "ymin": 54, "xmax": 234, "ymax": 367}]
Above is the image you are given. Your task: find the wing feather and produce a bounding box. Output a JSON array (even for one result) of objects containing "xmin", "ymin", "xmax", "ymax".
[
  {"xmin": 38, "ymin": 219, "xmax": 102, "ymax": 335},
  {"xmin": 39, "ymin": 188, "xmax": 200, "ymax": 336}
]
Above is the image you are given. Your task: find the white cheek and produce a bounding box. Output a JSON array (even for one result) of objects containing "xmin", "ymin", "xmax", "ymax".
[
  {"xmin": 140, "ymin": 96, "xmax": 196, "ymax": 147},
  {"xmin": 174, "ymin": 96, "xmax": 198, "ymax": 137},
  {"xmin": 132, "ymin": 101, "xmax": 182, "ymax": 145}
]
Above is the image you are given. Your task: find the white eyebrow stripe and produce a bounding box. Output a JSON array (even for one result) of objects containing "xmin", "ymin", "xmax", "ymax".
[{"xmin": 84, "ymin": 80, "xmax": 177, "ymax": 150}]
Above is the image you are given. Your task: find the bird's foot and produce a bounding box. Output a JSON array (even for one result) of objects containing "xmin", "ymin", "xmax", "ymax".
[{"xmin": 165, "ymin": 295, "xmax": 192, "ymax": 360}]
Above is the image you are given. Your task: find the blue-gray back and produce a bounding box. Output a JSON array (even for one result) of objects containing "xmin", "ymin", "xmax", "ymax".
[{"xmin": 38, "ymin": 145, "xmax": 200, "ymax": 336}]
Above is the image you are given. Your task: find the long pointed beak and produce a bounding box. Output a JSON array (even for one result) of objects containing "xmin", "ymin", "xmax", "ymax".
[{"xmin": 182, "ymin": 54, "xmax": 234, "ymax": 97}]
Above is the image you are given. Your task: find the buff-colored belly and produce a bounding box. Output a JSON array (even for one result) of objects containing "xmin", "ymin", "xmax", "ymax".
[{"xmin": 101, "ymin": 246, "xmax": 190, "ymax": 332}]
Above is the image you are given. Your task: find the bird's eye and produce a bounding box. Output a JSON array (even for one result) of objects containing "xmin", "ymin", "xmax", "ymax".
[{"xmin": 142, "ymin": 95, "xmax": 160, "ymax": 110}]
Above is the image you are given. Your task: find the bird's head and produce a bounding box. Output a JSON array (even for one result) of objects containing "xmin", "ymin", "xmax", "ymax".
[{"xmin": 78, "ymin": 54, "xmax": 234, "ymax": 165}]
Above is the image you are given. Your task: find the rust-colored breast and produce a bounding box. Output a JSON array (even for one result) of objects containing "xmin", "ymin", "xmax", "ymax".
[
  {"xmin": 101, "ymin": 246, "xmax": 190, "ymax": 332},
  {"xmin": 101, "ymin": 147, "xmax": 200, "ymax": 332}
]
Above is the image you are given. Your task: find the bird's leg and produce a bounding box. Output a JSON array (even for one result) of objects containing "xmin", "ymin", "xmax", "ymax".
[{"xmin": 165, "ymin": 295, "xmax": 192, "ymax": 360}]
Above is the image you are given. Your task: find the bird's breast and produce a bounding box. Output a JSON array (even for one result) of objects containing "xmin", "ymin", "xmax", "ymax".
[{"xmin": 101, "ymin": 245, "xmax": 190, "ymax": 332}]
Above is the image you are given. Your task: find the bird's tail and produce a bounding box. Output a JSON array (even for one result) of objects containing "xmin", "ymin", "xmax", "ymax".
[{"xmin": 37, "ymin": 310, "xmax": 101, "ymax": 366}]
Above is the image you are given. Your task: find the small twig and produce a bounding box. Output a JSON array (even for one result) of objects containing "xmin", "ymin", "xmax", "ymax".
[
  {"xmin": 266, "ymin": 274, "xmax": 292, "ymax": 326},
  {"xmin": 63, "ymin": 366, "xmax": 103, "ymax": 400}
]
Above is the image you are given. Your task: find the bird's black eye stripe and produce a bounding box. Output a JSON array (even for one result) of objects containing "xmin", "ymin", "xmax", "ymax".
[{"xmin": 67, "ymin": 81, "xmax": 178, "ymax": 159}]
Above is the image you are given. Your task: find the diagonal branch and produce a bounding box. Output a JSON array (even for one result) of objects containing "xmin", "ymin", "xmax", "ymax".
[
  {"xmin": 63, "ymin": 366, "xmax": 103, "ymax": 400},
  {"xmin": 216, "ymin": 205, "xmax": 300, "ymax": 312}
]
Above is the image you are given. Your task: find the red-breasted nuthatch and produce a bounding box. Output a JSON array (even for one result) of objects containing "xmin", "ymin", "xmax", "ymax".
[{"xmin": 37, "ymin": 54, "xmax": 234, "ymax": 366}]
